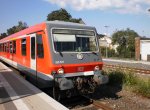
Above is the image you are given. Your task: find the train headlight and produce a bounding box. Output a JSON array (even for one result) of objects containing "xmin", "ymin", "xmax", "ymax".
[
  {"xmin": 94, "ymin": 66, "xmax": 99, "ymax": 71},
  {"xmin": 57, "ymin": 68, "xmax": 64, "ymax": 74}
]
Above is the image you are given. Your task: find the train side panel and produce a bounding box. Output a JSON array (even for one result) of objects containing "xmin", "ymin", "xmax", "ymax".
[{"xmin": 36, "ymin": 31, "xmax": 52, "ymax": 75}]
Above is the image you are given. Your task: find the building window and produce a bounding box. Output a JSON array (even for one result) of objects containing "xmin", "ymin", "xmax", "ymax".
[
  {"xmin": 37, "ymin": 35, "xmax": 44, "ymax": 58},
  {"xmin": 21, "ymin": 38, "xmax": 26, "ymax": 56},
  {"xmin": 13, "ymin": 41, "xmax": 16, "ymax": 54}
]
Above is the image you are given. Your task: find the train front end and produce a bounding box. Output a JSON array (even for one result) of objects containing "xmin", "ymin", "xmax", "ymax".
[{"xmin": 47, "ymin": 22, "xmax": 108, "ymax": 96}]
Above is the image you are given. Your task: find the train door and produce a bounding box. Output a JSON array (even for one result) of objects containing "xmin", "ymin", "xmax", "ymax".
[{"xmin": 30, "ymin": 34, "xmax": 36, "ymax": 71}]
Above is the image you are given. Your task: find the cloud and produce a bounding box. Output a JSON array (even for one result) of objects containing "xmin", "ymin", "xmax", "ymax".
[{"xmin": 45, "ymin": 0, "xmax": 150, "ymax": 14}]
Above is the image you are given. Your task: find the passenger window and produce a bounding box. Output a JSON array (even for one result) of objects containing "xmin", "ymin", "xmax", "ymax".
[
  {"xmin": 10, "ymin": 42, "xmax": 13, "ymax": 53},
  {"xmin": 3, "ymin": 44, "xmax": 4, "ymax": 52},
  {"xmin": 13, "ymin": 41, "xmax": 16, "ymax": 54},
  {"xmin": 2, "ymin": 44, "xmax": 3, "ymax": 52},
  {"xmin": 31, "ymin": 37, "xmax": 35, "ymax": 59},
  {"xmin": 37, "ymin": 35, "xmax": 44, "ymax": 58},
  {"xmin": 7, "ymin": 43, "xmax": 9, "ymax": 53},
  {"xmin": 21, "ymin": 38, "xmax": 26, "ymax": 56},
  {"xmin": 0, "ymin": 44, "xmax": 1, "ymax": 52},
  {"xmin": 4, "ymin": 43, "xmax": 6, "ymax": 52},
  {"xmin": 1, "ymin": 44, "xmax": 2, "ymax": 52}
]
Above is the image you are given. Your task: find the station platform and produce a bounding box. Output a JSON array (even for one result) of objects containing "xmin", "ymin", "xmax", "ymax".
[{"xmin": 0, "ymin": 62, "xmax": 69, "ymax": 110}]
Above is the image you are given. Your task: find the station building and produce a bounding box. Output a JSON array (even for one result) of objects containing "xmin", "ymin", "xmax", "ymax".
[{"xmin": 135, "ymin": 37, "xmax": 150, "ymax": 61}]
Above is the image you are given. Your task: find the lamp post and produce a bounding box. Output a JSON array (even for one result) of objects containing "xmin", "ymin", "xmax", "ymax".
[
  {"xmin": 104, "ymin": 25, "xmax": 109, "ymax": 58},
  {"xmin": 104, "ymin": 25, "xmax": 109, "ymax": 35},
  {"xmin": 106, "ymin": 42, "xmax": 108, "ymax": 58}
]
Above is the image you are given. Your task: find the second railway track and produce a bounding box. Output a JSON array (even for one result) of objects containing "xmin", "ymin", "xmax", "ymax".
[{"xmin": 103, "ymin": 64, "xmax": 150, "ymax": 74}]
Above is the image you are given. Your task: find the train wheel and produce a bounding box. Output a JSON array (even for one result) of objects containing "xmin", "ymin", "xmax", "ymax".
[{"xmin": 53, "ymin": 86, "xmax": 61, "ymax": 101}]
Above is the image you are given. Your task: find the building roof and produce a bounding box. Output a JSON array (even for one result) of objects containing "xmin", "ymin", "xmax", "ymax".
[{"xmin": 140, "ymin": 37, "xmax": 150, "ymax": 40}]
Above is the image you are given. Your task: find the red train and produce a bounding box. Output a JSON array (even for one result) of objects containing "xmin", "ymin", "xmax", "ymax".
[{"xmin": 0, "ymin": 21, "xmax": 108, "ymax": 99}]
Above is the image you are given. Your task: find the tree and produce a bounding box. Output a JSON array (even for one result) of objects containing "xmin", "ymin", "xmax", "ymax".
[
  {"xmin": 7, "ymin": 21, "xmax": 28, "ymax": 35},
  {"xmin": 112, "ymin": 28, "xmax": 139, "ymax": 58},
  {"xmin": 7, "ymin": 26, "xmax": 17, "ymax": 35},
  {"xmin": 0, "ymin": 33, "xmax": 7, "ymax": 39},
  {"xmin": 16, "ymin": 21, "xmax": 28, "ymax": 32},
  {"xmin": 0, "ymin": 21, "xmax": 28, "ymax": 39},
  {"xmin": 47, "ymin": 8, "xmax": 83, "ymax": 23},
  {"xmin": 47, "ymin": 8, "xmax": 71, "ymax": 21}
]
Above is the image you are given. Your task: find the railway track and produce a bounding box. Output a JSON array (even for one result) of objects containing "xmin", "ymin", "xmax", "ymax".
[
  {"xmin": 92, "ymin": 100, "xmax": 112, "ymax": 110},
  {"xmin": 103, "ymin": 64, "xmax": 150, "ymax": 74},
  {"xmin": 71, "ymin": 95, "xmax": 112, "ymax": 110}
]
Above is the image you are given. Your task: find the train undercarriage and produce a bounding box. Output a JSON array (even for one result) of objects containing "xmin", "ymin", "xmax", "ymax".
[{"xmin": 53, "ymin": 71, "xmax": 108, "ymax": 100}]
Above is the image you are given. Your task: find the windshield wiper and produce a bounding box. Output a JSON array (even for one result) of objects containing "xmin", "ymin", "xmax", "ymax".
[
  {"xmin": 92, "ymin": 51, "xmax": 97, "ymax": 55},
  {"xmin": 58, "ymin": 51, "xmax": 63, "ymax": 57}
]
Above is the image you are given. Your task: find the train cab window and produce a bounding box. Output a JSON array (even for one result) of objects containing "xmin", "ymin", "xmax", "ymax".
[
  {"xmin": 52, "ymin": 29, "xmax": 98, "ymax": 52},
  {"xmin": 13, "ymin": 41, "xmax": 16, "ymax": 54},
  {"xmin": 9, "ymin": 42, "xmax": 13, "ymax": 53},
  {"xmin": 21, "ymin": 38, "xmax": 26, "ymax": 56},
  {"xmin": 37, "ymin": 35, "xmax": 44, "ymax": 58}
]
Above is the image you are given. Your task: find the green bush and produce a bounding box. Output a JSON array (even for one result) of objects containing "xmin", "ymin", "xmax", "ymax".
[
  {"xmin": 100, "ymin": 47, "xmax": 116, "ymax": 57},
  {"xmin": 108, "ymin": 70, "xmax": 125, "ymax": 85},
  {"xmin": 107, "ymin": 70, "xmax": 150, "ymax": 98},
  {"xmin": 136, "ymin": 79, "xmax": 150, "ymax": 98},
  {"xmin": 123, "ymin": 73, "xmax": 138, "ymax": 86},
  {"xmin": 100, "ymin": 46, "xmax": 135, "ymax": 59}
]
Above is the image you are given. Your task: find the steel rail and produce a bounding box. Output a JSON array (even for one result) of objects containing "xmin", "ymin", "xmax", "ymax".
[
  {"xmin": 81, "ymin": 95, "xmax": 112, "ymax": 110},
  {"xmin": 103, "ymin": 64, "xmax": 150, "ymax": 74}
]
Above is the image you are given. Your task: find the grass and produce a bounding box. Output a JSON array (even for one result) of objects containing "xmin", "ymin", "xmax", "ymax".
[{"xmin": 104, "ymin": 70, "xmax": 150, "ymax": 98}]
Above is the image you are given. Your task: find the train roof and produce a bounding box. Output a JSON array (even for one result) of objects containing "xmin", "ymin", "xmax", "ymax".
[
  {"xmin": 0, "ymin": 21, "xmax": 95, "ymax": 43},
  {"xmin": 46, "ymin": 20, "xmax": 86, "ymax": 26},
  {"xmin": 0, "ymin": 22, "xmax": 46, "ymax": 43},
  {"xmin": 45, "ymin": 21, "xmax": 95, "ymax": 30}
]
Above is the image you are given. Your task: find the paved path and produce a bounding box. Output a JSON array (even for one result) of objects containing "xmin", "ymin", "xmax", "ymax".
[{"xmin": 0, "ymin": 62, "xmax": 69, "ymax": 110}]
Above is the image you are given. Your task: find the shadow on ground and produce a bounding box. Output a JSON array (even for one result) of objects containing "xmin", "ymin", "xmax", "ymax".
[{"xmin": 90, "ymin": 84, "xmax": 122, "ymax": 100}]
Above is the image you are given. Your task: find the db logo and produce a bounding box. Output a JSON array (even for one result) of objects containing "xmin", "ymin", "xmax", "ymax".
[
  {"xmin": 77, "ymin": 53, "xmax": 83, "ymax": 60},
  {"xmin": 78, "ymin": 67, "xmax": 84, "ymax": 72}
]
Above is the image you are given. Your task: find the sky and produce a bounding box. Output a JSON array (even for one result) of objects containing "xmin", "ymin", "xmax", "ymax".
[{"xmin": 0, "ymin": 0, "xmax": 150, "ymax": 37}]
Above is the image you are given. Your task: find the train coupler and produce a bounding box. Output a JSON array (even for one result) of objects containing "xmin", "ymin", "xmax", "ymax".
[
  {"xmin": 93, "ymin": 70, "xmax": 109, "ymax": 85},
  {"xmin": 57, "ymin": 78, "xmax": 74, "ymax": 90}
]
